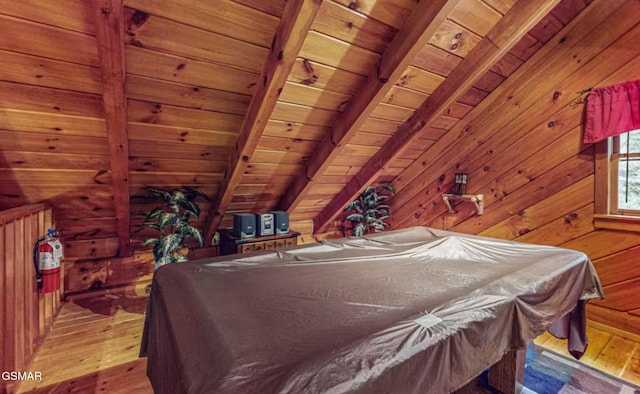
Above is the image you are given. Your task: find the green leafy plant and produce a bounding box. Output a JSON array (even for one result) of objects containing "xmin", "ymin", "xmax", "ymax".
[
  {"xmin": 343, "ymin": 184, "xmax": 395, "ymax": 236},
  {"xmin": 134, "ymin": 186, "xmax": 209, "ymax": 269}
]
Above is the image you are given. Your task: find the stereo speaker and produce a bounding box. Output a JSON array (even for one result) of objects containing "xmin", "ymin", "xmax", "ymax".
[
  {"xmin": 270, "ymin": 211, "xmax": 289, "ymax": 235},
  {"xmin": 233, "ymin": 213, "xmax": 256, "ymax": 239}
]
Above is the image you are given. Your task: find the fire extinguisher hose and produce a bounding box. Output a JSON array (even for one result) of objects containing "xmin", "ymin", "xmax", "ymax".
[{"xmin": 32, "ymin": 236, "xmax": 46, "ymax": 290}]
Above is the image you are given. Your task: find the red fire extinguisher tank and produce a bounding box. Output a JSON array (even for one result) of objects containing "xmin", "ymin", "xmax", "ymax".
[{"xmin": 35, "ymin": 229, "xmax": 63, "ymax": 293}]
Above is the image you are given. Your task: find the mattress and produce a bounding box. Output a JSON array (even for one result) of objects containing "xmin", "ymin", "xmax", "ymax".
[{"xmin": 140, "ymin": 227, "xmax": 603, "ymax": 393}]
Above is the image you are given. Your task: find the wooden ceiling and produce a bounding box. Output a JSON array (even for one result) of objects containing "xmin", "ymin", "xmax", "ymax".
[{"xmin": 0, "ymin": 0, "xmax": 594, "ymax": 257}]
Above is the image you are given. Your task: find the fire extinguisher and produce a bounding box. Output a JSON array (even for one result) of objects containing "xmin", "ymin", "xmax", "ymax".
[{"xmin": 33, "ymin": 229, "xmax": 64, "ymax": 293}]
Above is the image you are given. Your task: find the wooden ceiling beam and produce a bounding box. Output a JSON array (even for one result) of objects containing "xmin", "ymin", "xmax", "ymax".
[
  {"xmin": 203, "ymin": 0, "xmax": 322, "ymax": 242},
  {"xmin": 312, "ymin": 0, "xmax": 563, "ymax": 234},
  {"xmin": 279, "ymin": 0, "xmax": 460, "ymax": 213},
  {"xmin": 94, "ymin": 0, "xmax": 131, "ymax": 257}
]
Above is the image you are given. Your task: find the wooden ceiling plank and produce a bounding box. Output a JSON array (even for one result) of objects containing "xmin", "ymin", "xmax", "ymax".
[
  {"xmin": 279, "ymin": 0, "xmax": 460, "ymax": 213},
  {"xmin": 0, "ymin": 109, "xmax": 106, "ymax": 138},
  {"xmin": 122, "ymin": 7, "xmax": 269, "ymax": 74},
  {"xmin": 202, "ymin": 0, "xmax": 322, "ymax": 242},
  {"xmin": 0, "ymin": 50, "xmax": 102, "ymax": 95},
  {"xmin": 0, "ymin": 14, "xmax": 99, "ymax": 67},
  {"xmin": 312, "ymin": 0, "xmax": 563, "ymax": 234},
  {"xmin": 94, "ymin": 0, "xmax": 131, "ymax": 257},
  {"xmin": 288, "ymin": 58, "xmax": 365, "ymax": 95},
  {"xmin": 125, "ymin": 46, "xmax": 259, "ymax": 95},
  {"xmin": 123, "ymin": 0, "xmax": 279, "ymax": 48}
]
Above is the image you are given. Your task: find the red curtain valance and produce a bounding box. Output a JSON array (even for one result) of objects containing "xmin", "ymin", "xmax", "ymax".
[{"xmin": 583, "ymin": 79, "xmax": 640, "ymax": 144}]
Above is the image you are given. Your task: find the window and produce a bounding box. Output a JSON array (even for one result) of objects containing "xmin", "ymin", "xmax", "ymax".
[
  {"xmin": 594, "ymin": 129, "xmax": 640, "ymax": 231},
  {"xmin": 610, "ymin": 129, "xmax": 640, "ymax": 214},
  {"xmin": 586, "ymin": 79, "xmax": 640, "ymax": 231}
]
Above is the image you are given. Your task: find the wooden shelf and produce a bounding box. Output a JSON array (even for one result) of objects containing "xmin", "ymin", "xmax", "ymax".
[
  {"xmin": 442, "ymin": 193, "xmax": 484, "ymax": 215},
  {"xmin": 218, "ymin": 228, "xmax": 300, "ymax": 256}
]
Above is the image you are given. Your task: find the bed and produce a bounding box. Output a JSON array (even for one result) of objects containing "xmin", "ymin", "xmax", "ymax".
[{"xmin": 140, "ymin": 227, "xmax": 603, "ymax": 393}]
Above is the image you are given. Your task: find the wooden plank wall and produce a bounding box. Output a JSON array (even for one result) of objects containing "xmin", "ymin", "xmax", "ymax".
[
  {"xmin": 122, "ymin": 0, "xmax": 277, "ymax": 234},
  {"xmin": 386, "ymin": 0, "xmax": 640, "ymax": 335},
  {"xmin": 283, "ymin": 0, "xmax": 510, "ymax": 223},
  {"xmin": 0, "ymin": 203, "xmax": 61, "ymax": 394},
  {"xmin": 0, "ymin": 0, "xmax": 118, "ymax": 260}
]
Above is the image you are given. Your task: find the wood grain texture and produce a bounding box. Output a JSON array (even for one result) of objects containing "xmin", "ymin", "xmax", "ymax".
[
  {"xmin": 16, "ymin": 294, "xmax": 152, "ymax": 394},
  {"xmin": 388, "ymin": 0, "xmax": 635, "ymax": 232},
  {"xmin": 124, "ymin": 0, "xmax": 279, "ymax": 47},
  {"xmin": 450, "ymin": 0, "xmax": 501, "ymax": 36},
  {"xmin": 125, "ymin": 46, "xmax": 259, "ymax": 95},
  {"xmin": 312, "ymin": 1, "xmax": 396, "ymax": 54},
  {"xmin": 299, "ymin": 30, "xmax": 380, "ymax": 76},
  {"xmin": 202, "ymin": 0, "xmax": 322, "ymax": 241},
  {"xmin": 592, "ymin": 277, "xmax": 640, "ymax": 312},
  {"xmin": 332, "ymin": 0, "xmax": 414, "ymax": 28},
  {"xmin": 64, "ymin": 238, "xmax": 120, "ymax": 260},
  {"xmin": 593, "ymin": 246, "xmax": 640, "ymax": 287},
  {"xmin": 0, "ymin": 204, "xmax": 59, "ymax": 394},
  {"xmin": 0, "ymin": 50, "xmax": 102, "ymax": 94},
  {"xmin": 65, "ymin": 253, "xmax": 153, "ymax": 294},
  {"xmin": 514, "ymin": 203, "xmax": 594, "ymax": 246},
  {"xmin": 126, "ymin": 75, "xmax": 251, "ymax": 115},
  {"xmin": 561, "ymin": 229, "xmax": 640, "ymax": 262},
  {"xmin": 429, "ymin": 19, "xmax": 481, "ymax": 58},
  {"xmin": 588, "ymin": 304, "xmax": 640, "ymax": 337},
  {"xmin": 94, "ymin": 0, "xmax": 131, "ymax": 257},
  {"xmin": 0, "ymin": 81, "xmax": 104, "ymax": 118},
  {"xmin": 0, "ymin": 109, "xmax": 106, "ymax": 138},
  {"xmin": 262, "ymin": 120, "xmax": 330, "ymax": 141},
  {"xmin": 288, "ymin": 58, "xmax": 365, "ymax": 95},
  {"xmin": 534, "ymin": 321, "xmax": 640, "ymax": 385},
  {"xmin": 0, "ymin": 0, "xmax": 638, "ymax": 342},
  {"xmin": 411, "ymin": 125, "xmax": 589, "ymax": 231},
  {"xmin": 127, "ymin": 100, "xmax": 244, "ymax": 131},
  {"xmin": 279, "ymin": 81, "xmax": 350, "ymax": 112},
  {"xmin": 480, "ymin": 176, "xmax": 594, "ymax": 240},
  {"xmin": 123, "ymin": 7, "xmax": 268, "ymax": 74},
  {"xmin": 280, "ymin": 0, "xmax": 460, "ymax": 213},
  {"xmin": 0, "ymin": 13, "xmax": 98, "ymax": 66},
  {"xmin": 270, "ymin": 101, "xmax": 339, "ymax": 126},
  {"xmin": 313, "ymin": 0, "xmax": 563, "ymax": 233}
]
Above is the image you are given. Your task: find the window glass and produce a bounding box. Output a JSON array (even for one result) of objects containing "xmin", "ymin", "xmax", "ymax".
[{"xmin": 615, "ymin": 129, "xmax": 640, "ymax": 212}]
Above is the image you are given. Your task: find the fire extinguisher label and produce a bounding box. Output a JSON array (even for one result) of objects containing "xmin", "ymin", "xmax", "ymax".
[
  {"xmin": 39, "ymin": 252, "xmax": 56, "ymax": 270},
  {"xmin": 51, "ymin": 240, "xmax": 64, "ymax": 260}
]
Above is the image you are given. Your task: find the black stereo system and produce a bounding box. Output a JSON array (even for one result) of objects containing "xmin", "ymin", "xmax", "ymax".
[{"xmin": 233, "ymin": 211, "xmax": 289, "ymax": 239}]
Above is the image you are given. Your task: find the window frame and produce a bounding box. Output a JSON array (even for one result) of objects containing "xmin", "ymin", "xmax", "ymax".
[{"xmin": 594, "ymin": 135, "xmax": 640, "ymax": 232}]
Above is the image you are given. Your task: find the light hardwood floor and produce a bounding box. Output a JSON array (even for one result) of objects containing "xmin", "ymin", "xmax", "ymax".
[
  {"xmin": 16, "ymin": 291, "xmax": 152, "ymax": 394},
  {"xmin": 15, "ymin": 293, "xmax": 640, "ymax": 393},
  {"xmin": 534, "ymin": 321, "xmax": 640, "ymax": 386}
]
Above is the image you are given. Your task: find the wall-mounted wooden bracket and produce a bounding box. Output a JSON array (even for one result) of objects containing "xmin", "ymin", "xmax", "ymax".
[{"xmin": 442, "ymin": 194, "xmax": 484, "ymax": 215}]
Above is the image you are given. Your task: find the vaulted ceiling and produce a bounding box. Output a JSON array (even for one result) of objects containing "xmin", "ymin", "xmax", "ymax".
[{"xmin": 0, "ymin": 0, "xmax": 594, "ymax": 257}]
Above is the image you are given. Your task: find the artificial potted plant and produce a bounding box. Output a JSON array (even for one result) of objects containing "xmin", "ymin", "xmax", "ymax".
[
  {"xmin": 134, "ymin": 186, "xmax": 209, "ymax": 269},
  {"xmin": 343, "ymin": 184, "xmax": 395, "ymax": 236}
]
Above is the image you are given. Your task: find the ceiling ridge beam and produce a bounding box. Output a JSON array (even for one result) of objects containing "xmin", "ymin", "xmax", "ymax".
[
  {"xmin": 94, "ymin": 0, "xmax": 131, "ymax": 257},
  {"xmin": 203, "ymin": 0, "xmax": 322, "ymax": 241},
  {"xmin": 279, "ymin": 0, "xmax": 460, "ymax": 213},
  {"xmin": 312, "ymin": 0, "xmax": 563, "ymax": 234}
]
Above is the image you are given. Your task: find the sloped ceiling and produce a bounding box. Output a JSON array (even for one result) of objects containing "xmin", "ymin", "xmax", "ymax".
[{"xmin": 0, "ymin": 0, "xmax": 594, "ymax": 257}]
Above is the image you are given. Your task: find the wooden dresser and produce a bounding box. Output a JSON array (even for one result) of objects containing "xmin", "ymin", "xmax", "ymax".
[{"xmin": 218, "ymin": 228, "xmax": 300, "ymax": 256}]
